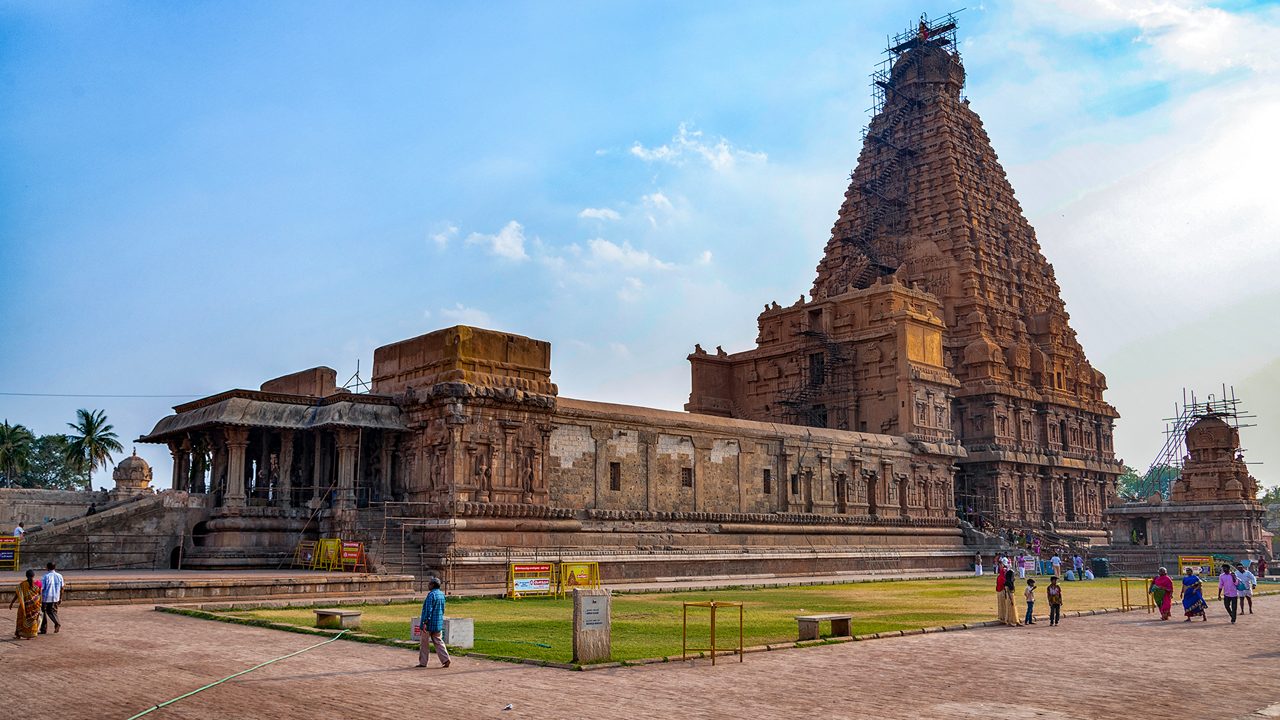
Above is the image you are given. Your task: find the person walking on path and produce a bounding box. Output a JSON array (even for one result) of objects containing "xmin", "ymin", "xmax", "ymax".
[
  {"xmin": 1181, "ymin": 568, "xmax": 1208, "ymax": 621},
  {"xmin": 1016, "ymin": 553, "xmax": 1027, "ymax": 579},
  {"xmin": 1237, "ymin": 563, "xmax": 1256, "ymax": 615},
  {"xmin": 1072, "ymin": 554, "xmax": 1084, "ymax": 580},
  {"xmin": 417, "ymin": 577, "xmax": 451, "ymax": 668},
  {"xmin": 1216, "ymin": 564, "xmax": 1241, "ymax": 624},
  {"xmin": 1258, "ymin": 558, "xmax": 1269, "ymax": 579},
  {"xmin": 974, "ymin": 552, "xmax": 984, "ymax": 577},
  {"xmin": 9, "ymin": 569, "xmax": 41, "ymax": 639},
  {"xmin": 1046, "ymin": 576, "xmax": 1063, "ymax": 626},
  {"xmin": 1150, "ymin": 567, "xmax": 1174, "ymax": 621},
  {"xmin": 1024, "ymin": 578, "xmax": 1037, "ymax": 625},
  {"xmin": 40, "ymin": 562, "xmax": 64, "ymax": 634},
  {"xmin": 1050, "ymin": 552, "xmax": 1062, "ymax": 578}
]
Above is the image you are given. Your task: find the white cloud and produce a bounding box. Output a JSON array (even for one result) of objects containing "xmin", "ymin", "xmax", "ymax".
[
  {"xmin": 617, "ymin": 277, "xmax": 645, "ymax": 302},
  {"xmin": 586, "ymin": 238, "xmax": 674, "ymax": 271},
  {"xmin": 630, "ymin": 122, "xmax": 767, "ymax": 172},
  {"xmin": 642, "ymin": 192, "xmax": 673, "ymax": 211},
  {"xmin": 609, "ymin": 342, "xmax": 631, "ymax": 358},
  {"xmin": 430, "ymin": 224, "xmax": 458, "ymax": 248},
  {"xmin": 578, "ymin": 207, "xmax": 621, "ymax": 221},
  {"xmin": 1020, "ymin": 1, "xmax": 1278, "ymax": 74},
  {"xmin": 464, "ymin": 220, "xmax": 529, "ymax": 261},
  {"xmin": 438, "ymin": 303, "xmax": 492, "ymax": 327},
  {"xmin": 696, "ymin": 250, "xmax": 713, "ymax": 265}
]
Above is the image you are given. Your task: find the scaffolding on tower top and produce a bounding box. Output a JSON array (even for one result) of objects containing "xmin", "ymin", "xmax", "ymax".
[
  {"xmin": 870, "ymin": 10, "xmax": 964, "ymax": 114},
  {"xmin": 1131, "ymin": 385, "xmax": 1258, "ymax": 500}
]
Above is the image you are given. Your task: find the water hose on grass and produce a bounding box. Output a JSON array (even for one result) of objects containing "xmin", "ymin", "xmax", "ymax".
[{"xmin": 125, "ymin": 630, "xmax": 349, "ymax": 719}]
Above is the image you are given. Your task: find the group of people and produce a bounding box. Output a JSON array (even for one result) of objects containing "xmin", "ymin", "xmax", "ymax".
[
  {"xmin": 975, "ymin": 550, "xmax": 1095, "ymax": 582},
  {"xmin": 994, "ymin": 560, "xmax": 1065, "ymax": 627},
  {"xmin": 1155, "ymin": 563, "xmax": 1259, "ymax": 623},
  {"xmin": 8, "ymin": 563, "xmax": 65, "ymax": 639}
]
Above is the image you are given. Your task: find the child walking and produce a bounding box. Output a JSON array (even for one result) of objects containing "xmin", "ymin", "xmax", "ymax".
[
  {"xmin": 1024, "ymin": 578, "xmax": 1037, "ymax": 625},
  {"xmin": 1046, "ymin": 576, "xmax": 1063, "ymax": 626}
]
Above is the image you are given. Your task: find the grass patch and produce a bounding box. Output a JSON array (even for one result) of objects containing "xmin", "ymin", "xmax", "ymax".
[{"xmin": 223, "ymin": 576, "xmax": 1135, "ymax": 664}]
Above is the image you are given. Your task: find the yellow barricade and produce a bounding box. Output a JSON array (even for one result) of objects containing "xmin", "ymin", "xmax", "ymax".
[
  {"xmin": 507, "ymin": 562, "xmax": 555, "ymax": 599},
  {"xmin": 558, "ymin": 561, "xmax": 601, "ymax": 597},
  {"xmin": 311, "ymin": 538, "xmax": 343, "ymax": 571},
  {"xmin": 293, "ymin": 540, "xmax": 317, "ymax": 569}
]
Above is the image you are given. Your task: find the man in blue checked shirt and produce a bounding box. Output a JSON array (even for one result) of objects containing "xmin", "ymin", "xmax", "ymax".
[{"xmin": 417, "ymin": 577, "xmax": 450, "ymax": 668}]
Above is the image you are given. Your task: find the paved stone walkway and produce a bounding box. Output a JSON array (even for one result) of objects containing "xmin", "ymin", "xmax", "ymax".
[{"xmin": 3, "ymin": 596, "xmax": 1279, "ymax": 719}]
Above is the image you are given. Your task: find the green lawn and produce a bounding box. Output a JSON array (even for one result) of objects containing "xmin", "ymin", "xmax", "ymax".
[{"xmin": 226, "ymin": 576, "xmax": 1138, "ymax": 664}]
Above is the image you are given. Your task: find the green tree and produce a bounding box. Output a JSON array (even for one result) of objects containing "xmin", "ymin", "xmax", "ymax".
[
  {"xmin": 0, "ymin": 421, "xmax": 36, "ymax": 487},
  {"xmin": 1116, "ymin": 465, "xmax": 1142, "ymax": 497},
  {"xmin": 1117, "ymin": 463, "xmax": 1181, "ymax": 499},
  {"xmin": 22, "ymin": 434, "xmax": 81, "ymax": 490},
  {"xmin": 64, "ymin": 408, "xmax": 123, "ymax": 490},
  {"xmin": 1259, "ymin": 485, "xmax": 1280, "ymax": 506}
]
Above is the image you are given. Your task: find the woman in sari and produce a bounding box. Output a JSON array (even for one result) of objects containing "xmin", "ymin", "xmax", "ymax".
[
  {"xmin": 1180, "ymin": 567, "xmax": 1208, "ymax": 622},
  {"xmin": 1150, "ymin": 567, "xmax": 1174, "ymax": 620},
  {"xmin": 9, "ymin": 569, "xmax": 42, "ymax": 639},
  {"xmin": 1001, "ymin": 567, "xmax": 1022, "ymax": 626}
]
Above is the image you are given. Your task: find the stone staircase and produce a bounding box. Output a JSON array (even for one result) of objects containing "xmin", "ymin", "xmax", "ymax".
[{"xmin": 18, "ymin": 491, "xmax": 206, "ymax": 570}]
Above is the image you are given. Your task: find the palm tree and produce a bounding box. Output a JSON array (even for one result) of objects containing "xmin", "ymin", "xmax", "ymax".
[
  {"xmin": 64, "ymin": 408, "xmax": 124, "ymax": 490},
  {"xmin": 0, "ymin": 421, "xmax": 35, "ymax": 487}
]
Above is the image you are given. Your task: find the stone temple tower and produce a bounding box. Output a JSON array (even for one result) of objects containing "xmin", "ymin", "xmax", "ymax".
[{"xmin": 688, "ymin": 15, "xmax": 1122, "ymax": 540}]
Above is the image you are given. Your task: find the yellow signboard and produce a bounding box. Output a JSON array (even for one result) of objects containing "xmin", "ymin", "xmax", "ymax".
[
  {"xmin": 507, "ymin": 562, "xmax": 554, "ymax": 599},
  {"xmin": 0, "ymin": 536, "xmax": 19, "ymax": 571},
  {"xmin": 559, "ymin": 562, "xmax": 601, "ymax": 595},
  {"xmin": 312, "ymin": 538, "xmax": 342, "ymax": 571},
  {"xmin": 1178, "ymin": 555, "xmax": 1215, "ymax": 577}
]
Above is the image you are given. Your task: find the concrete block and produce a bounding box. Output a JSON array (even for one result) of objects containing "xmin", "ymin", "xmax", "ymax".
[{"xmin": 443, "ymin": 617, "xmax": 474, "ymax": 649}]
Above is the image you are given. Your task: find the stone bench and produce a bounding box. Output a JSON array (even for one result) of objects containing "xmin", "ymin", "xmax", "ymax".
[
  {"xmin": 313, "ymin": 608, "xmax": 362, "ymax": 630},
  {"xmin": 796, "ymin": 613, "xmax": 852, "ymax": 641}
]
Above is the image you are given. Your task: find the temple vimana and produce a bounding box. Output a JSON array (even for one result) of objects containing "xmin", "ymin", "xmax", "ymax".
[{"xmin": 11, "ymin": 17, "xmax": 1137, "ymax": 590}]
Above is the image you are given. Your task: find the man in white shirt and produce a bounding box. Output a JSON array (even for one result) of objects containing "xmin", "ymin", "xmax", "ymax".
[
  {"xmin": 1239, "ymin": 562, "xmax": 1257, "ymax": 615},
  {"xmin": 12, "ymin": 522, "xmax": 24, "ymax": 538},
  {"xmin": 40, "ymin": 562, "xmax": 64, "ymax": 634}
]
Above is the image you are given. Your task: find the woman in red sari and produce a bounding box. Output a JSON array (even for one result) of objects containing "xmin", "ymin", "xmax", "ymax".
[
  {"xmin": 9, "ymin": 569, "xmax": 42, "ymax": 639},
  {"xmin": 1150, "ymin": 567, "xmax": 1174, "ymax": 620}
]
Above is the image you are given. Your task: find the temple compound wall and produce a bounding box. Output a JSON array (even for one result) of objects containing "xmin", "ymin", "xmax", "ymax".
[{"xmin": 139, "ymin": 325, "xmax": 970, "ymax": 589}]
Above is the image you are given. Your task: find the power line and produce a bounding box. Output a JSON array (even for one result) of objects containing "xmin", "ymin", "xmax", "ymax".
[{"xmin": 0, "ymin": 392, "xmax": 203, "ymax": 398}]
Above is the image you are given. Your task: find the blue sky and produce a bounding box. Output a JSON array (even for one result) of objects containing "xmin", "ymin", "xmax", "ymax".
[{"xmin": 2, "ymin": 1, "xmax": 1278, "ymax": 489}]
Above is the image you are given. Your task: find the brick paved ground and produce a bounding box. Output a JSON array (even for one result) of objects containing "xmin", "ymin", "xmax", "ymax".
[{"xmin": 2, "ymin": 596, "xmax": 1278, "ymax": 719}]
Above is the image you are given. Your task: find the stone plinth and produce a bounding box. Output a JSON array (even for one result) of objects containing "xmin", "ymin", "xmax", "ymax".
[
  {"xmin": 443, "ymin": 617, "xmax": 474, "ymax": 649},
  {"xmin": 572, "ymin": 588, "xmax": 611, "ymax": 664}
]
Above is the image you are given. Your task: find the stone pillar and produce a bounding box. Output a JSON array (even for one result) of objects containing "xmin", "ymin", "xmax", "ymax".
[
  {"xmin": 222, "ymin": 427, "xmax": 250, "ymax": 508},
  {"xmin": 277, "ymin": 430, "xmax": 295, "ymax": 508},
  {"xmin": 168, "ymin": 440, "xmax": 187, "ymax": 493},
  {"xmin": 209, "ymin": 435, "xmax": 226, "ymax": 497},
  {"xmin": 334, "ymin": 427, "xmax": 360, "ymax": 510},
  {"xmin": 692, "ymin": 436, "xmax": 712, "ymax": 514},
  {"xmin": 378, "ymin": 433, "xmax": 393, "ymax": 503},
  {"xmin": 592, "ymin": 428, "xmax": 610, "ymax": 509},
  {"xmin": 641, "ymin": 431, "xmax": 657, "ymax": 512}
]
